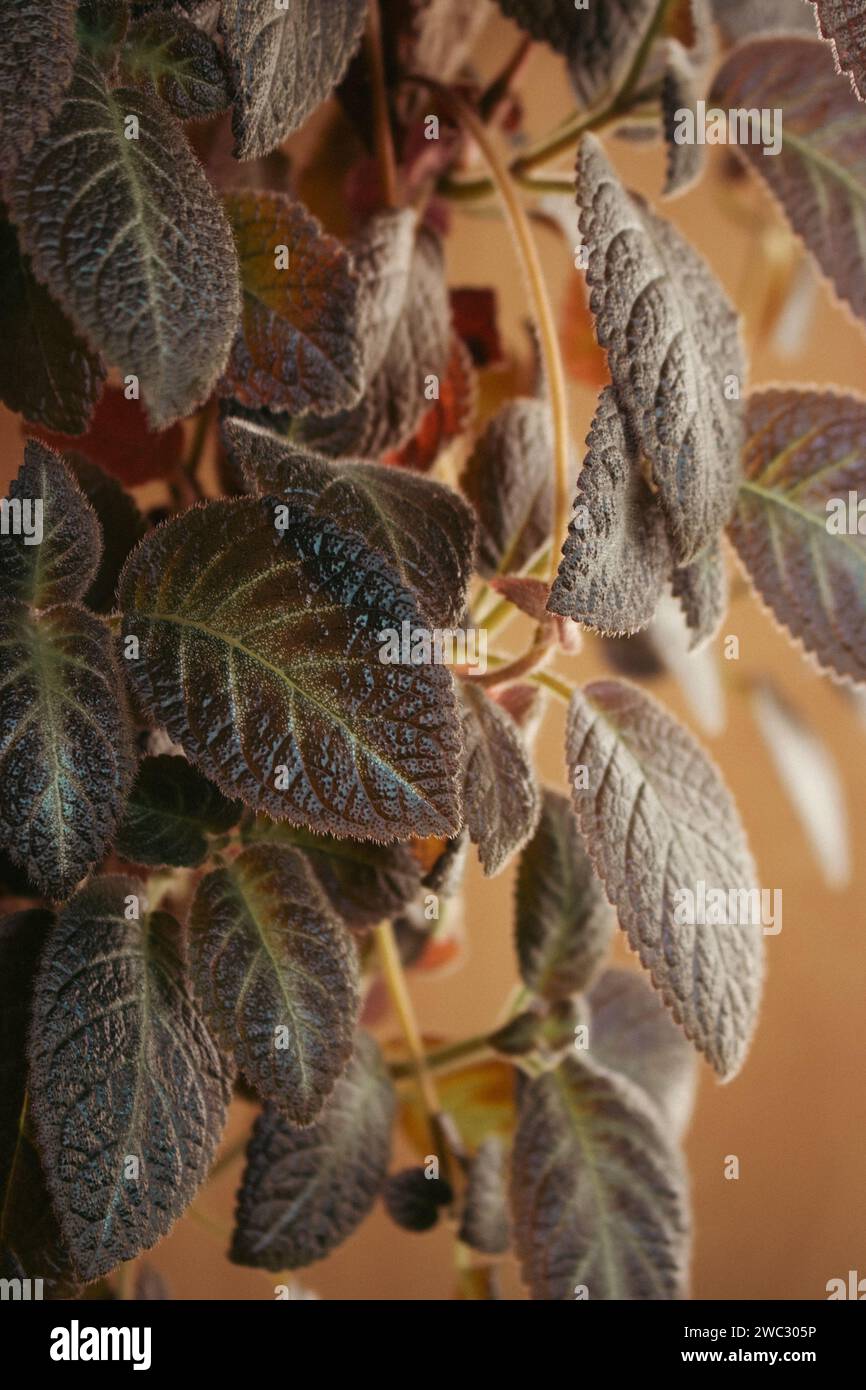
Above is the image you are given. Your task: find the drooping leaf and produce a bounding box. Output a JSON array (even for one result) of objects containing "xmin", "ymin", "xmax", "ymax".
[
  {"xmin": 28, "ymin": 876, "xmax": 232, "ymax": 1280},
  {"xmin": 565, "ymin": 679, "xmax": 764, "ymax": 1078},
  {"xmin": 230, "ymin": 1032, "xmax": 395, "ymax": 1270},
  {"xmin": 808, "ymin": 0, "xmax": 866, "ymax": 98},
  {"xmin": 0, "ymin": 602, "xmax": 135, "ymax": 901},
  {"xmin": 729, "ymin": 388, "xmax": 866, "ymax": 685},
  {"xmin": 711, "ymin": 36, "xmax": 866, "ymax": 328},
  {"xmin": 460, "ymin": 399, "xmax": 556, "ymax": 578},
  {"xmin": 510, "ymin": 1054, "xmax": 690, "ymax": 1300},
  {"xmin": 751, "ymin": 681, "xmax": 850, "ymax": 888},
  {"xmin": 116, "ymin": 754, "xmax": 241, "ymax": 868},
  {"xmin": 0, "ymin": 218, "xmax": 106, "ymax": 435},
  {"xmin": 547, "ymin": 386, "xmax": 672, "ymax": 635},
  {"xmin": 494, "ymin": 0, "xmax": 663, "ymax": 107},
  {"xmin": 31, "ymin": 385, "xmax": 185, "ymax": 487},
  {"xmin": 577, "ymin": 134, "xmax": 744, "ymax": 564},
  {"xmin": 0, "ymin": 909, "xmax": 79, "ymax": 1296},
  {"xmin": 8, "ymin": 54, "xmax": 241, "ymax": 429},
  {"xmin": 460, "ymin": 683, "xmax": 540, "ymax": 877},
  {"xmin": 587, "ymin": 968, "xmax": 698, "ymax": 1140},
  {"xmin": 245, "ymin": 818, "xmax": 424, "ymax": 929},
  {"xmin": 119, "ymin": 498, "xmax": 463, "ymax": 840},
  {"xmin": 66, "ymin": 455, "xmax": 147, "ymax": 614},
  {"xmin": 383, "ymin": 1167, "xmax": 453, "ymax": 1232},
  {"xmin": 458, "ymin": 1137, "xmax": 510, "ymax": 1255},
  {"xmin": 124, "ymin": 11, "xmax": 230, "ymax": 118},
  {"xmin": 515, "ymin": 787, "xmax": 614, "ymax": 1002},
  {"xmin": 219, "ymin": 0, "xmax": 368, "ymax": 160},
  {"xmin": 0, "ymin": 440, "xmax": 102, "ymax": 608},
  {"xmin": 671, "ymin": 540, "xmax": 728, "ymax": 650},
  {"xmin": 662, "ymin": 40, "xmax": 707, "ymax": 196},
  {"xmin": 298, "ymin": 225, "xmax": 452, "ymax": 460},
  {"xmin": 222, "ymin": 191, "xmax": 364, "ymax": 417},
  {"xmin": 224, "ymin": 417, "xmax": 477, "ymax": 628},
  {"xmin": 0, "ymin": 1, "xmax": 78, "ymax": 178},
  {"xmin": 190, "ymin": 844, "xmax": 360, "ymax": 1123}
]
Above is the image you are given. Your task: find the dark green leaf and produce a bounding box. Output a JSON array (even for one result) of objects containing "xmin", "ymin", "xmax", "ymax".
[
  {"xmin": 566, "ymin": 679, "xmax": 764, "ymax": 1078},
  {"xmin": 515, "ymin": 787, "xmax": 614, "ymax": 1001},
  {"xmin": 119, "ymin": 498, "xmax": 463, "ymax": 840},
  {"xmin": 460, "ymin": 683, "xmax": 540, "ymax": 877},
  {"xmin": 0, "ymin": 439, "xmax": 102, "ymax": 607},
  {"xmin": 230, "ymin": 1032, "xmax": 395, "ymax": 1270},
  {"xmin": 124, "ymin": 11, "xmax": 230, "ymax": 118},
  {"xmin": 511, "ymin": 1054, "xmax": 690, "ymax": 1299},
  {"xmin": 461, "ymin": 399, "xmax": 555, "ymax": 579},
  {"xmin": 0, "ymin": 218, "xmax": 107, "ymax": 435},
  {"xmin": 116, "ymin": 754, "xmax": 241, "ymax": 868},
  {"xmin": 66, "ymin": 454, "xmax": 147, "ymax": 614},
  {"xmin": 224, "ymin": 418, "xmax": 477, "ymax": 628},
  {"xmin": 0, "ymin": 1, "xmax": 78, "ymax": 178},
  {"xmin": 8, "ymin": 54, "xmax": 241, "ymax": 429},
  {"xmin": 190, "ymin": 844, "xmax": 360, "ymax": 1124},
  {"xmin": 28, "ymin": 876, "xmax": 232, "ymax": 1280},
  {"xmin": 0, "ymin": 602, "xmax": 135, "ymax": 901}
]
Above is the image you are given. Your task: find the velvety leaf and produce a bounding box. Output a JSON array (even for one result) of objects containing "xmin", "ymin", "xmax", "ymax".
[
  {"xmin": 461, "ymin": 399, "xmax": 555, "ymax": 578},
  {"xmin": 116, "ymin": 754, "xmax": 241, "ymax": 868},
  {"xmin": 0, "ymin": 909, "xmax": 80, "ymax": 1297},
  {"xmin": 662, "ymin": 40, "xmax": 707, "ymax": 196},
  {"xmin": 245, "ymin": 818, "xmax": 424, "ymax": 929},
  {"xmin": 460, "ymin": 683, "xmax": 540, "ymax": 877},
  {"xmin": 0, "ymin": 1, "xmax": 78, "ymax": 177},
  {"xmin": 298, "ymin": 225, "xmax": 452, "ymax": 460},
  {"xmin": 511, "ymin": 1054, "xmax": 690, "ymax": 1300},
  {"xmin": 588, "ymin": 967, "xmax": 698, "ymax": 1140},
  {"xmin": 32, "ymin": 385, "xmax": 185, "ymax": 487},
  {"xmin": 190, "ymin": 844, "xmax": 359, "ymax": 1123},
  {"xmin": 8, "ymin": 54, "xmax": 241, "ymax": 429},
  {"xmin": 382, "ymin": 336, "xmax": 477, "ymax": 472},
  {"xmin": 119, "ymin": 498, "xmax": 463, "ymax": 840},
  {"xmin": 0, "ymin": 602, "xmax": 135, "ymax": 901},
  {"xmin": 712, "ymin": 0, "xmax": 815, "ymax": 41},
  {"xmin": 67, "ymin": 455, "xmax": 147, "ymax": 614},
  {"xmin": 78, "ymin": 0, "xmax": 130, "ymax": 63},
  {"xmin": 751, "ymin": 681, "xmax": 850, "ymax": 888},
  {"xmin": 458, "ymin": 1137, "xmax": 510, "ymax": 1255},
  {"xmin": 515, "ymin": 788, "xmax": 614, "ymax": 1001},
  {"xmin": 220, "ymin": 0, "xmax": 368, "ymax": 160},
  {"xmin": 0, "ymin": 440, "xmax": 102, "ymax": 607},
  {"xmin": 547, "ymin": 386, "xmax": 672, "ymax": 635},
  {"xmin": 230, "ymin": 1032, "xmax": 395, "ymax": 1270},
  {"xmin": 223, "ymin": 191, "xmax": 364, "ymax": 416},
  {"xmin": 729, "ymin": 388, "xmax": 866, "ymax": 685},
  {"xmin": 0, "ymin": 218, "xmax": 106, "ymax": 435},
  {"xmin": 577, "ymin": 134, "xmax": 744, "ymax": 564},
  {"xmin": 495, "ymin": 0, "xmax": 662, "ymax": 107},
  {"xmin": 566, "ymin": 679, "xmax": 764, "ymax": 1078},
  {"xmin": 124, "ymin": 11, "xmax": 230, "ymax": 118},
  {"xmin": 671, "ymin": 540, "xmax": 728, "ymax": 650},
  {"xmin": 808, "ymin": 0, "xmax": 866, "ymax": 97},
  {"xmin": 383, "ymin": 1168, "xmax": 452, "ymax": 1232},
  {"xmin": 711, "ymin": 36, "xmax": 866, "ymax": 327},
  {"xmin": 28, "ymin": 876, "xmax": 232, "ymax": 1280},
  {"xmin": 224, "ymin": 417, "xmax": 477, "ymax": 628}
]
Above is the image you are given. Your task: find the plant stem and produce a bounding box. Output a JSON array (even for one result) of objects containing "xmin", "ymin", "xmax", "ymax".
[
  {"xmin": 373, "ymin": 921, "xmax": 441, "ymax": 1138},
  {"xmin": 366, "ymin": 0, "xmax": 400, "ymax": 210},
  {"xmin": 411, "ymin": 79, "xmax": 571, "ymax": 583},
  {"xmin": 465, "ymin": 632, "xmax": 554, "ymax": 689},
  {"xmin": 391, "ymin": 1032, "xmax": 494, "ymax": 1079},
  {"xmin": 531, "ymin": 669, "xmax": 574, "ymax": 703}
]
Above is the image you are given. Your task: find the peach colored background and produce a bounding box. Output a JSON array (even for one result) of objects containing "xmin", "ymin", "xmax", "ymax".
[{"xmin": 3, "ymin": 13, "xmax": 865, "ymax": 1300}]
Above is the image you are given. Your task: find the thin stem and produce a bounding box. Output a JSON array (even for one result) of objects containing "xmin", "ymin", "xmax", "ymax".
[
  {"xmin": 531, "ymin": 669, "xmax": 574, "ymax": 703},
  {"xmin": 391, "ymin": 1032, "xmax": 494, "ymax": 1079},
  {"xmin": 366, "ymin": 0, "xmax": 399, "ymax": 210},
  {"xmin": 411, "ymin": 80, "xmax": 571, "ymax": 583},
  {"xmin": 373, "ymin": 921, "xmax": 441, "ymax": 1137},
  {"xmin": 464, "ymin": 632, "xmax": 554, "ymax": 689}
]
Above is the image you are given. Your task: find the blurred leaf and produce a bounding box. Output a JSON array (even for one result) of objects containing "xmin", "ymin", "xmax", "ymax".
[
  {"xmin": 461, "ymin": 398, "xmax": 555, "ymax": 578},
  {"xmin": 449, "ymin": 287, "xmax": 504, "ymax": 369},
  {"xmin": 566, "ymin": 680, "xmax": 763, "ymax": 1078},
  {"xmin": 0, "ymin": 0, "xmax": 77, "ymax": 178},
  {"xmin": 460, "ymin": 683, "xmax": 540, "ymax": 877},
  {"xmin": 383, "ymin": 1167, "xmax": 453, "ymax": 1232},
  {"xmin": 399, "ymin": 1058, "xmax": 516, "ymax": 1155},
  {"xmin": 31, "ymin": 385, "xmax": 186, "ymax": 486},
  {"xmin": 116, "ymin": 755, "xmax": 241, "ymax": 869},
  {"xmin": 458, "ymin": 1137, "xmax": 510, "ymax": 1255},
  {"xmin": 671, "ymin": 538, "xmax": 728, "ymax": 651},
  {"xmin": 712, "ymin": 0, "xmax": 816, "ymax": 41},
  {"xmin": 560, "ymin": 271, "xmax": 610, "ymax": 390},
  {"xmin": 231, "ymin": 1033, "xmax": 395, "ymax": 1270},
  {"xmin": 662, "ymin": 40, "xmax": 707, "ymax": 196},
  {"xmin": 510, "ymin": 1054, "xmax": 690, "ymax": 1300},
  {"xmin": 730, "ymin": 388, "xmax": 866, "ymax": 686},
  {"xmin": 382, "ymin": 337, "xmax": 477, "ymax": 473},
  {"xmin": 751, "ymin": 681, "xmax": 850, "ymax": 888},
  {"xmin": 66, "ymin": 455, "xmax": 147, "ymax": 614}
]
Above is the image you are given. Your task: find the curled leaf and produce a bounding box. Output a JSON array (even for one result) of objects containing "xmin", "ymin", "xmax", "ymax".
[{"xmin": 28, "ymin": 876, "xmax": 232, "ymax": 1280}]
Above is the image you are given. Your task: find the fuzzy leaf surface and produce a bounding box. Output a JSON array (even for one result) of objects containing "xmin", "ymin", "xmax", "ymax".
[
  {"xmin": 0, "ymin": 1, "xmax": 77, "ymax": 177},
  {"xmin": 116, "ymin": 755, "xmax": 241, "ymax": 868},
  {"xmin": 0, "ymin": 440, "xmax": 102, "ymax": 608},
  {"xmin": 460, "ymin": 683, "xmax": 540, "ymax": 877}
]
